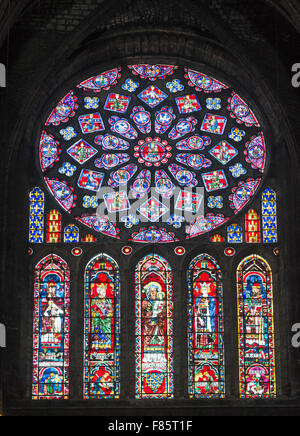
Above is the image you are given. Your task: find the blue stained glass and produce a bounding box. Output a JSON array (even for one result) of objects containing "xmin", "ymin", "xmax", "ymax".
[
  {"xmin": 29, "ymin": 188, "xmax": 45, "ymax": 244},
  {"xmin": 64, "ymin": 225, "xmax": 80, "ymax": 243},
  {"xmin": 262, "ymin": 188, "xmax": 278, "ymax": 243},
  {"xmin": 227, "ymin": 224, "xmax": 243, "ymax": 243}
]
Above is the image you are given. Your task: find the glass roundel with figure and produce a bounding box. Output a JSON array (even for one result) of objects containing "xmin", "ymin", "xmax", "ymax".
[{"xmin": 39, "ymin": 64, "xmax": 267, "ymax": 243}]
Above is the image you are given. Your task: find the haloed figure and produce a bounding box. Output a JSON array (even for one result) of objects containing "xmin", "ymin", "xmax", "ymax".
[{"xmin": 142, "ymin": 282, "xmax": 167, "ymax": 365}]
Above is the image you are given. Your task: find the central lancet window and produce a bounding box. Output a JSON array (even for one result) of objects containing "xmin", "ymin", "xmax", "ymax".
[
  {"xmin": 188, "ymin": 254, "xmax": 225, "ymax": 398},
  {"xmin": 84, "ymin": 254, "xmax": 120, "ymax": 399},
  {"xmin": 135, "ymin": 254, "xmax": 174, "ymax": 399}
]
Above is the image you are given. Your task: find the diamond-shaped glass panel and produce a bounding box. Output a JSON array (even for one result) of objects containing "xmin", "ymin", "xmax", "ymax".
[
  {"xmin": 138, "ymin": 197, "xmax": 169, "ymax": 222},
  {"xmin": 138, "ymin": 86, "xmax": 168, "ymax": 108},
  {"xmin": 209, "ymin": 141, "xmax": 238, "ymax": 165},
  {"xmin": 67, "ymin": 140, "xmax": 98, "ymax": 164}
]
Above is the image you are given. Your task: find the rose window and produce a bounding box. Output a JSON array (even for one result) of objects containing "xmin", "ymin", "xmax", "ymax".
[{"xmin": 39, "ymin": 64, "xmax": 267, "ymax": 243}]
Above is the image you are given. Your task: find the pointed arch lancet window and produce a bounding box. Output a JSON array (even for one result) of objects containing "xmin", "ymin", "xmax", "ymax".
[
  {"xmin": 188, "ymin": 254, "xmax": 225, "ymax": 398},
  {"xmin": 227, "ymin": 224, "xmax": 243, "ymax": 244},
  {"xmin": 237, "ymin": 255, "xmax": 276, "ymax": 398},
  {"xmin": 29, "ymin": 188, "xmax": 45, "ymax": 244},
  {"xmin": 135, "ymin": 254, "xmax": 174, "ymax": 399},
  {"xmin": 262, "ymin": 188, "xmax": 278, "ymax": 243},
  {"xmin": 64, "ymin": 224, "xmax": 80, "ymax": 243},
  {"xmin": 32, "ymin": 254, "xmax": 70, "ymax": 400},
  {"xmin": 84, "ymin": 254, "xmax": 120, "ymax": 399}
]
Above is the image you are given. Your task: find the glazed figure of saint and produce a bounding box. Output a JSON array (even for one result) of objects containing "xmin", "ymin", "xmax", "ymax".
[
  {"xmin": 148, "ymin": 141, "xmax": 159, "ymax": 160},
  {"xmin": 46, "ymin": 281, "xmax": 57, "ymax": 298},
  {"xmin": 112, "ymin": 95, "xmax": 125, "ymax": 112},
  {"xmin": 41, "ymin": 300, "xmax": 64, "ymax": 344},
  {"xmin": 194, "ymin": 282, "xmax": 215, "ymax": 348},
  {"xmin": 78, "ymin": 142, "xmax": 88, "ymax": 161},
  {"xmin": 246, "ymin": 370, "xmax": 267, "ymax": 396},
  {"xmin": 91, "ymin": 366, "xmax": 114, "ymax": 397},
  {"xmin": 45, "ymin": 300, "xmax": 64, "ymax": 333},
  {"xmin": 113, "ymin": 192, "xmax": 121, "ymax": 210},
  {"xmin": 142, "ymin": 282, "xmax": 167, "ymax": 366},
  {"xmin": 145, "ymin": 86, "xmax": 160, "ymax": 105},
  {"xmin": 182, "ymin": 96, "xmax": 195, "ymax": 112},
  {"xmin": 85, "ymin": 114, "xmax": 97, "ymax": 132},
  {"xmin": 182, "ymin": 192, "xmax": 198, "ymax": 213},
  {"xmin": 195, "ymin": 366, "xmax": 218, "ymax": 395},
  {"xmin": 91, "ymin": 283, "xmax": 114, "ymax": 340},
  {"xmin": 43, "ymin": 370, "xmax": 62, "ymax": 396},
  {"xmin": 244, "ymin": 279, "xmax": 266, "ymax": 347},
  {"xmin": 217, "ymin": 142, "xmax": 230, "ymax": 164},
  {"xmin": 210, "ymin": 172, "xmax": 221, "ymax": 190},
  {"xmin": 85, "ymin": 171, "xmax": 98, "ymax": 190},
  {"xmin": 207, "ymin": 115, "xmax": 219, "ymax": 133}
]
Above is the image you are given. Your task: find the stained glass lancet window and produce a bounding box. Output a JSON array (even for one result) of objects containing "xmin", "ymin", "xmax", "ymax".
[
  {"xmin": 245, "ymin": 210, "xmax": 261, "ymax": 243},
  {"xmin": 29, "ymin": 188, "xmax": 45, "ymax": 244},
  {"xmin": 237, "ymin": 255, "xmax": 276, "ymax": 398},
  {"xmin": 188, "ymin": 254, "xmax": 225, "ymax": 398},
  {"xmin": 262, "ymin": 188, "xmax": 278, "ymax": 243},
  {"xmin": 46, "ymin": 210, "xmax": 62, "ymax": 243},
  {"xmin": 227, "ymin": 224, "xmax": 243, "ymax": 243},
  {"xmin": 32, "ymin": 254, "xmax": 70, "ymax": 400},
  {"xmin": 84, "ymin": 254, "xmax": 120, "ymax": 399},
  {"xmin": 64, "ymin": 224, "xmax": 80, "ymax": 243},
  {"xmin": 135, "ymin": 254, "xmax": 174, "ymax": 399}
]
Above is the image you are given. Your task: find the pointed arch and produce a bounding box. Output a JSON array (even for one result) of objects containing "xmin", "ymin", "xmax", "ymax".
[
  {"xmin": 237, "ymin": 255, "xmax": 276, "ymax": 398},
  {"xmin": 135, "ymin": 254, "xmax": 174, "ymax": 399},
  {"xmin": 188, "ymin": 254, "xmax": 225, "ymax": 398},
  {"xmin": 84, "ymin": 254, "xmax": 120, "ymax": 399},
  {"xmin": 32, "ymin": 254, "xmax": 70, "ymax": 400}
]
